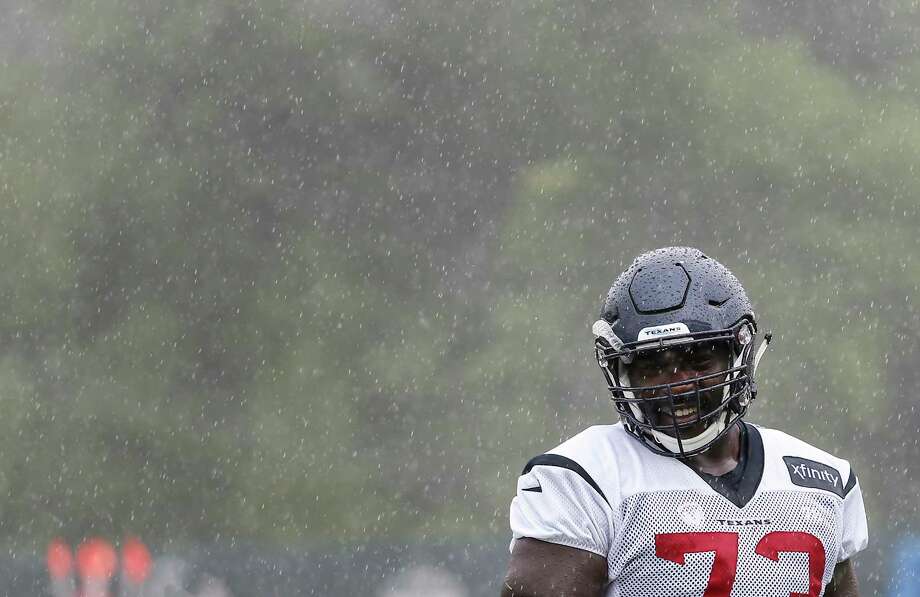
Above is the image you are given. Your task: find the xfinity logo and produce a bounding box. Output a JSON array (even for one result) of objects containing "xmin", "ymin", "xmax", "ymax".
[
  {"xmin": 637, "ymin": 323, "xmax": 691, "ymax": 341},
  {"xmin": 783, "ymin": 456, "xmax": 846, "ymax": 497},
  {"xmin": 790, "ymin": 463, "xmax": 839, "ymax": 487}
]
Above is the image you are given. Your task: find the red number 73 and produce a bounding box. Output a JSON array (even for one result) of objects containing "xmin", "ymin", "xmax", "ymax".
[{"xmin": 655, "ymin": 531, "xmax": 825, "ymax": 597}]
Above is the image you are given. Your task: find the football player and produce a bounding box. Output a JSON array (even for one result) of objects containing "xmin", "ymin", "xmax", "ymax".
[{"xmin": 502, "ymin": 247, "xmax": 868, "ymax": 597}]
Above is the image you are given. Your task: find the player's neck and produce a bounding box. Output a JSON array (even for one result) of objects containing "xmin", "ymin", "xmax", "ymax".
[{"xmin": 682, "ymin": 423, "xmax": 742, "ymax": 476}]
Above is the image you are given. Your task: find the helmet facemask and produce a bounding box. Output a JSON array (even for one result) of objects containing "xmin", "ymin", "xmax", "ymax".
[{"xmin": 594, "ymin": 319, "xmax": 768, "ymax": 457}]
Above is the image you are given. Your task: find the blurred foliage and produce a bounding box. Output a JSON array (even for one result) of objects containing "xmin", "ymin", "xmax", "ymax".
[{"xmin": 0, "ymin": 0, "xmax": 918, "ymax": 555}]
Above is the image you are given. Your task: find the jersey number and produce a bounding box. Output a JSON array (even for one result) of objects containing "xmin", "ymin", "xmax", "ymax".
[{"xmin": 655, "ymin": 531, "xmax": 825, "ymax": 597}]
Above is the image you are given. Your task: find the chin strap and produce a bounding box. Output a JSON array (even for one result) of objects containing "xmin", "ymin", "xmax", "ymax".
[
  {"xmin": 753, "ymin": 332, "xmax": 772, "ymax": 371},
  {"xmin": 749, "ymin": 332, "xmax": 772, "ymax": 399},
  {"xmin": 651, "ymin": 409, "xmax": 730, "ymax": 455}
]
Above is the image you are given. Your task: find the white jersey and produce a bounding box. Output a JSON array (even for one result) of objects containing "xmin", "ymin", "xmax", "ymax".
[{"xmin": 509, "ymin": 422, "xmax": 868, "ymax": 596}]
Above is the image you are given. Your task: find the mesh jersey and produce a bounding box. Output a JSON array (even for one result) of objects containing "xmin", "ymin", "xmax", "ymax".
[{"xmin": 509, "ymin": 422, "xmax": 868, "ymax": 596}]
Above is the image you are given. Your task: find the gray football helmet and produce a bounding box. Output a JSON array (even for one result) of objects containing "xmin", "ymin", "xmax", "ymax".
[{"xmin": 593, "ymin": 247, "xmax": 771, "ymax": 457}]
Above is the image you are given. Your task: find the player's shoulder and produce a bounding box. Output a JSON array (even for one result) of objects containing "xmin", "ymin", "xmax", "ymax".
[
  {"xmin": 519, "ymin": 423, "xmax": 636, "ymax": 504},
  {"xmin": 527, "ymin": 422, "xmax": 632, "ymax": 468},
  {"xmin": 753, "ymin": 422, "xmax": 858, "ymax": 497},
  {"xmin": 754, "ymin": 423, "xmax": 851, "ymax": 466}
]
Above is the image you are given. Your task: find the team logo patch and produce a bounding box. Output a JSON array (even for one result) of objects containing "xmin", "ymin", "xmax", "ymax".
[
  {"xmin": 783, "ymin": 456, "xmax": 845, "ymax": 498},
  {"xmin": 637, "ymin": 322, "xmax": 691, "ymax": 341},
  {"xmin": 800, "ymin": 498, "xmax": 833, "ymax": 528},
  {"xmin": 677, "ymin": 502, "xmax": 705, "ymax": 528}
]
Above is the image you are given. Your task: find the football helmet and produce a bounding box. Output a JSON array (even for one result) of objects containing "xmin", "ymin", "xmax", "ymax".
[{"xmin": 593, "ymin": 247, "xmax": 771, "ymax": 457}]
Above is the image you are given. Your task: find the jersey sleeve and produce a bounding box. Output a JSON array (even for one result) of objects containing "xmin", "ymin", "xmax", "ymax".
[
  {"xmin": 508, "ymin": 454, "xmax": 612, "ymax": 557},
  {"xmin": 837, "ymin": 471, "xmax": 868, "ymax": 562}
]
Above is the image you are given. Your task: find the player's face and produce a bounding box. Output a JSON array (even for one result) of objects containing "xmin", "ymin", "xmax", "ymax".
[{"xmin": 626, "ymin": 341, "xmax": 732, "ymax": 438}]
